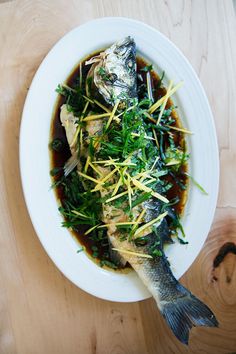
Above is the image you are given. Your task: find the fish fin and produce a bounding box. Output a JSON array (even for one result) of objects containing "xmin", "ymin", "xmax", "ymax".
[{"xmin": 160, "ymin": 286, "xmax": 218, "ymax": 345}]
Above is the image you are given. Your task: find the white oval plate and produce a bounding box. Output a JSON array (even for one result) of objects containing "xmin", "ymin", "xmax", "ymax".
[{"xmin": 20, "ymin": 17, "xmax": 219, "ymax": 302}]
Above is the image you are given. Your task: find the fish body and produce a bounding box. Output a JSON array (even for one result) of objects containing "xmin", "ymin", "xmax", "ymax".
[
  {"xmin": 86, "ymin": 36, "xmax": 137, "ymax": 105},
  {"xmin": 60, "ymin": 37, "xmax": 218, "ymax": 345}
]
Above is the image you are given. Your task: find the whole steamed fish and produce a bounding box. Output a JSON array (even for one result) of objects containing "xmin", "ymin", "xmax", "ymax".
[{"xmin": 61, "ymin": 37, "xmax": 218, "ymax": 345}]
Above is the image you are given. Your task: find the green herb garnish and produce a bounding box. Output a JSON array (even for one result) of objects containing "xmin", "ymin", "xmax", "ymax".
[
  {"xmin": 51, "ymin": 57, "xmax": 193, "ymax": 268},
  {"xmin": 141, "ymin": 64, "xmax": 153, "ymax": 72},
  {"xmin": 185, "ymin": 173, "xmax": 208, "ymax": 195},
  {"xmin": 50, "ymin": 138, "xmax": 64, "ymax": 152}
]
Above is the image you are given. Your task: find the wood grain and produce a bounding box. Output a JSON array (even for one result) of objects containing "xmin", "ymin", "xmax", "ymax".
[{"xmin": 0, "ymin": 0, "xmax": 236, "ymax": 353}]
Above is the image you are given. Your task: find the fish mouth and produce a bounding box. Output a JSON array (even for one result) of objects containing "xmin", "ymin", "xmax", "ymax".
[{"xmin": 116, "ymin": 36, "xmax": 135, "ymax": 47}]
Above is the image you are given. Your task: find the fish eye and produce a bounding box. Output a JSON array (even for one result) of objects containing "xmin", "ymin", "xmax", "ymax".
[{"xmin": 126, "ymin": 54, "xmax": 135, "ymax": 71}]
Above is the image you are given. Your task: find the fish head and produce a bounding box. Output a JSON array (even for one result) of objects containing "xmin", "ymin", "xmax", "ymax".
[{"xmin": 86, "ymin": 36, "xmax": 137, "ymax": 105}]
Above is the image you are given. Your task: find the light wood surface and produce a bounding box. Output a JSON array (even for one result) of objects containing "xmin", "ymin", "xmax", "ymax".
[{"xmin": 0, "ymin": 0, "xmax": 236, "ymax": 353}]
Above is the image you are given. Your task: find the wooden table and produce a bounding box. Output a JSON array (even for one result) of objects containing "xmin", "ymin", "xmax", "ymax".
[{"xmin": 0, "ymin": 1, "xmax": 236, "ymax": 353}]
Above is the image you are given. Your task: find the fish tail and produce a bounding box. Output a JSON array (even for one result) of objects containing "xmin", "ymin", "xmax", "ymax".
[{"xmin": 160, "ymin": 283, "xmax": 218, "ymax": 345}]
